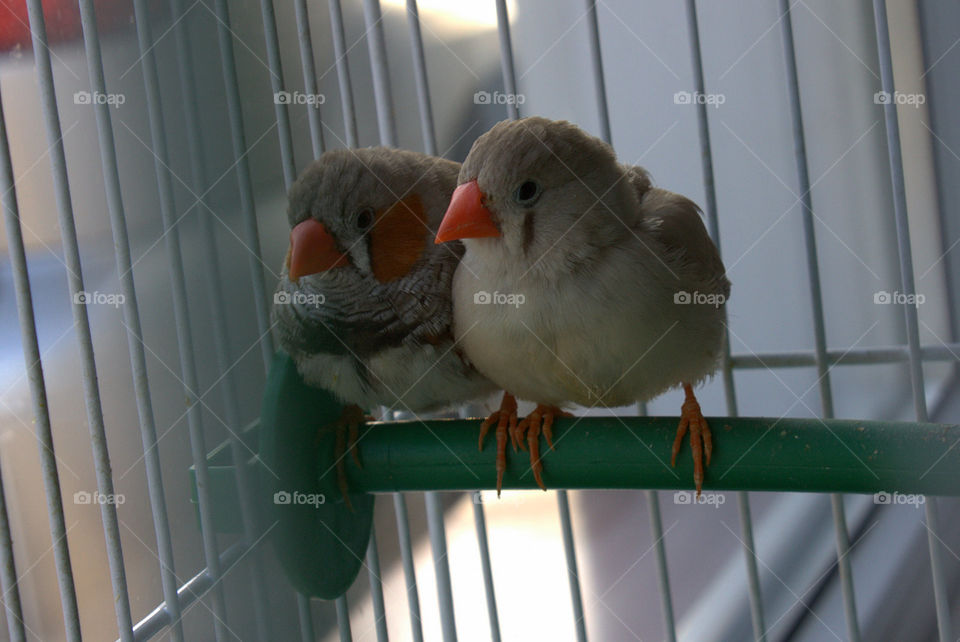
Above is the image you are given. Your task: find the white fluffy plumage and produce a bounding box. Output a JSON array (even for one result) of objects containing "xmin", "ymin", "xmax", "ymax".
[{"xmin": 447, "ymin": 118, "xmax": 729, "ymax": 411}]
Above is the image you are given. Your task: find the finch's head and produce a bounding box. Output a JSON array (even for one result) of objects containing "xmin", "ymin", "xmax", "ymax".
[
  {"xmin": 284, "ymin": 147, "xmax": 459, "ymax": 285},
  {"xmin": 436, "ymin": 117, "xmax": 637, "ymax": 267}
]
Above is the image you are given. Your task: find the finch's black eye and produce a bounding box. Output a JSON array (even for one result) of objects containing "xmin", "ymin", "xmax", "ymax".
[
  {"xmin": 513, "ymin": 180, "xmax": 541, "ymax": 206},
  {"xmin": 355, "ymin": 207, "xmax": 374, "ymax": 230}
]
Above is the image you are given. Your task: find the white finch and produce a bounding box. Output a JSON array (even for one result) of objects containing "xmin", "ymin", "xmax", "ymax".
[
  {"xmin": 273, "ymin": 148, "xmax": 496, "ymax": 497},
  {"xmin": 435, "ymin": 117, "xmax": 730, "ymax": 495}
]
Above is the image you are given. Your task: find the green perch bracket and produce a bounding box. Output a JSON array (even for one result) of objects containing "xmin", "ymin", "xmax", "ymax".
[{"xmin": 189, "ymin": 351, "xmax": 960, "ymax": 600}]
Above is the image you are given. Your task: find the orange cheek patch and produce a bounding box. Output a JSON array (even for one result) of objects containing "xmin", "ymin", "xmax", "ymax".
[{"xmin": 370, "ymin": 194, "xmax": 428, "ymax": 283}]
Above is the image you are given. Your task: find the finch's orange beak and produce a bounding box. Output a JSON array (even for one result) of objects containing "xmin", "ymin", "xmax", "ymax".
[
  {"xmin": 435, "ymin": 180, "xmax": 500, "ymax": 243},
  {"xmin": 287, "ymin": 219, "xmax": 348, "ymax": 281}
]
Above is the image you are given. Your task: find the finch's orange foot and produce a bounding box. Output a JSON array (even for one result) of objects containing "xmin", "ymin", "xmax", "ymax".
[
  {"xmin": 479, "ymin": 392, "xmax": 518, "ymax": 496},
  {"xmin": 670, "ymin": 384, "xmax": 713, "ymax": 496},
  {"xmin": 320, "ymin": 404, "xmax": 372, "ymax": 511},
  {"xmin": 515, "ymin": 404, "xmax": 572, "ymax": 491}
]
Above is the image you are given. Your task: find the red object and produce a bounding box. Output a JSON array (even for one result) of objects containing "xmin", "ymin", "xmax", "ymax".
[
  {"xmin": 288, "ymin": 219, "xmax": 349, "ymax": 280},
  {"xmin": 435, "ymin": 179, "xmax": 501, "ymax": 243},
  {"xmin": 0, "ymin": 0, "xmax": 136, "ymax": 52}
]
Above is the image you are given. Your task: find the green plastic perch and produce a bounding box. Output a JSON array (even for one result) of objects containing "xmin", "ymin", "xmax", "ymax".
[{"xmin": 191, "ymin": 351, "xmax": 959, "ymax": 599}]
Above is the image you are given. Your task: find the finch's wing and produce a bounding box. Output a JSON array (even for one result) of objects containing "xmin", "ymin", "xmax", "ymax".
[{"xmin": 640, "ymin": 184, "xmax": 730, "ymax": 297}]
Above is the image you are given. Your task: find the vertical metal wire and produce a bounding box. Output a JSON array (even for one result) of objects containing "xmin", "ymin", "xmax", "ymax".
[
  {"xmin": 366, "ymin": 525, "xmax": 390, "ymax": 641},
  {"xmin": 166, "ymin": 0, "xmax": 277, "ymax": 639},
  {"xmin": 129, "ymin": 1, "xmax": 231, "ymax": 637},
  {"xmin": 585, "ymin": 1, "xmax": 611, "ymax": 143},
  {"xmin": 75, "ymin": 2, "xmax": 184, "ymax": 639},
  {"xmin": 494, "ymin": 0, "xmax": 520, "ymax": 121},
  {"xmin": 589, "ymin": 7, "xmax": 679, "ymax": 632},
  {"xmin": 586, "ymin": 7, "xmax": 676, "ymax": 635},
  {"xmin": 635, "ymin": 401, "xmax": 677, "ymax": 642},
  {"xmin": 363, "ymin": 0, "xmax": 398, "ymax": 146},
  {"xmin": 259, "ymin": 0, "xmax": 298, "ymax": 188},
  {"xmin": 404, "ymin": 5, "xmax": 463, "ymax": 638},
  {"xmin": 682, "ymin": 1, "xmax": 766, "ymax": 637},
  {"xmin": 645, "ymin": 491, "xmax": 676, "ymax": 642},
  {"xmin": 336, "ymin": 596, "xmax": 354, "ymax": 641},
  {"xmin": 319, "ymin": 3, "xmax": 371, "ymax": 635},
  {"xmin": 244, "ymin": 0, "xmax": 313, "ymax": 640},
  {"xmin": 492, "ymin": 4, "xmax": 587, "ymax": 637},
  {"xmin": 405, "ymin": 0, "xmax": 436, "ymax": 154},
  {"xmin": 0, "ymin": 81, "xmax": 80, "ymax": 642},
  {"xmin": 294, "ymin": 0, "xmax": 326, "ymax": 157},
  {"xmin": 24, "ymin": 2, "xmax": 135, "ymax": 639},
  {"xmin": 777, "ymin": 4, "xmax": 861, "ymax": 639},
  {"xmin": 470, "ymin": 499, "xmax": 501, "ymax": 642},
  {"xmin": 424, "ymin": 493, "xmax": 457, "ymax": 642},
  {"xmin": 296, "ymin": 599, "xmax": 315, "ymax": 642},
  {"xmin": 872, "ymin": 2, "xmax": 952, "ymax": 638},
  {"xmin": 290, "ymin": 4, "xmax": 362, "ymax": 635},
  {"xmin": 734, "ymin": 492, "xmax": 765, "ymax": 639},
  {"xmin": 358, "ymin": 3, "xmax": 432, "ymax": 635},
  {"xmin": 0, "ymin": 463, "xmax": 25, "ymax": 642},
  {"xmin": 393, "ymin": 494, "xmax": 424, "ymax": 641},
  {"xmin": 494, "ymin": 5, "xmax": 585, "ymax": 638},
  {"xmin": 328, "ymin": 0, "xmax": 359, "ymax": 148},
  {"xmin": 212, "ymin": 0, "xmax": 275, "ymax": 371},
  {"xmin": 557, "ymin": 492, "xmax": 587, "ymax": 642}
]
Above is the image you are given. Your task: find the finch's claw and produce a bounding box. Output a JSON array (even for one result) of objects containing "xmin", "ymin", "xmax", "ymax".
[
  {"xmin": 480, "ymin": 393, "xmax": 518, "ymax": 496},
  {"xmin": 320, "ymin": 404, "xmax": 370, "ymax": 511},
  {"xmin": 515, "ymin": 405, "xmax": 568, "ymax": 491},
  {"xmin": 541, "ymin": 408, "xmax": 569, "ymax": 451},
  {"xmin": 671, "ymin": 384, "xmax": 712, "ymax": 497},
  {"xmin": 511, "ymin": 419, "xmax": 525, "ymax": 453}
]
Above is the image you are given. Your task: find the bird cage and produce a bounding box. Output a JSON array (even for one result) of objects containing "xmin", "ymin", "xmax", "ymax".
[{"xmin": 0, "ymin": 0, "xmax": 957, "ymax": 641}]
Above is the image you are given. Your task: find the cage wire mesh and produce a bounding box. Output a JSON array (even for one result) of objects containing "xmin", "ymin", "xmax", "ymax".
[{"xmin": 0, "ymin": 0, "xmax": 958, "ymax": 641}]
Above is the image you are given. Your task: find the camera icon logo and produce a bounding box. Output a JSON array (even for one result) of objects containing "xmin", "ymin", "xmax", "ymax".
[
  {"xmin": 674, "ymin": 91, "xmax": 692, "ymax": 105},
  {"xmin": 673, "ymin": 491, "xmax": 692, "ymax": 504},
  {"xmin": 73, "ymin": 291, "xmax": 91, "ymax": 305},
  {"xmin": 874, "ymin": 291, "xmax": 891, "ymax": 305},
  {"xmin": 474, "ymin": 290, "xmax": 492, "ymax": 304},
  {"xmin": 275, "ymin": 91, "xmax": 292, "ymax": 104},
  {"xmin": 74, "ymin": 491, "xmax": 92, "ymax": 504},
  {"xmin": 274, "ymin": 290, "xmax": 292, "ymax": 305},
  {"xmin": 74, "ymin": 91, "xmax": 91, "ymax": 105},
  {"xmin": 874, "ymin": 91, "xmax": 892, "ymax": 105},
  {"xmin": 274, "ymin": 491, "xmax": 292, "ymax": 505},
  {"xmin": 874, "ymin": 491, "xmax": 891, "ymax": 504},
  {"xmin": 674, "ymin": 291, "xmax": 691, "ymax": 305},
  {"xmin": 474, "ymin": 90, "xmax": 492, "ymax": 105}
]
